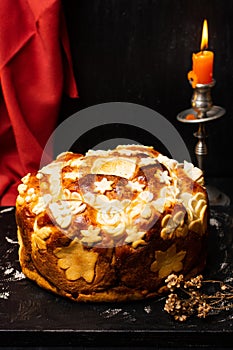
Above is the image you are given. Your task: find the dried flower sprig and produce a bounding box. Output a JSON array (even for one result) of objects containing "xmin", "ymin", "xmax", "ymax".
[{"xmin": 164, "ymin": 274, "xmax": 233, "ymax": 322}]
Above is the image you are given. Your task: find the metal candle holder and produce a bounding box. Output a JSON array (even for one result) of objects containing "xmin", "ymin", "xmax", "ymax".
[{"xmin": 177, "ymin": 79, "xmax": 229, "ymax": 205}]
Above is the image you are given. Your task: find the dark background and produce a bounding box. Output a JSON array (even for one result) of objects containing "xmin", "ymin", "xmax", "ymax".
[{"xmin": 60, "ymin": 0, "xmax": 233, "ymax": 178}]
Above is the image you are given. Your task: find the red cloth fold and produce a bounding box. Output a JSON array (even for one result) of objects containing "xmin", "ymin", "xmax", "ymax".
[{"xmin": 0, "ymin": 0, "xmax": 78, "ymax": 205}]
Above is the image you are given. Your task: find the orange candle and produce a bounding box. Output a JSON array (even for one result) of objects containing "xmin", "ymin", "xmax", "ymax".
[
  {"xmin": 192, "ymin": 50, "xmax": 214, "ymax": 84},
  {"xmin": 188, "ymin": 19, "xmax": 214, "ymax": 87}
]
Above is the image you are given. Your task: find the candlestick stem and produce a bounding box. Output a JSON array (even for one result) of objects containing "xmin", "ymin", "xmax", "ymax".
[{"xmin": 194, "ymin": 123, "xmax": 208, "ymax": 172}]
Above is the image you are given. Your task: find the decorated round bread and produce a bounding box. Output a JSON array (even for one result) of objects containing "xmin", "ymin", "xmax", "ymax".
[{"xmin": 16, "ymin": 145, "xmax": 208, "ymax": 302}]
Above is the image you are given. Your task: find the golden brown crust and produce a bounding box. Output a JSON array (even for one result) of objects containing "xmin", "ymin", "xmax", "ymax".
[{"xmin": 16, "ymin": 145, "xmax": 208, "ymax": 302}]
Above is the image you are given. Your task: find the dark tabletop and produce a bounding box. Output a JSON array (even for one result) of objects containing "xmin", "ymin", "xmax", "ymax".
[{"xmin": 0, "ymin": 205, "xmax": 233, "ymax": 348}]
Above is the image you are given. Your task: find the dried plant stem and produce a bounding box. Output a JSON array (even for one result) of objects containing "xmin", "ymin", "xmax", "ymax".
[{"xmin": 164, "ymin": 274, "xmax": 233, "ymax": 322}]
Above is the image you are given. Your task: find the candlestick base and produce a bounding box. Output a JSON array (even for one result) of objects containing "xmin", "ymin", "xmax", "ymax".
[{"xmin": 206, "ymin": 184, "xmax": 230, "ymax": 206}]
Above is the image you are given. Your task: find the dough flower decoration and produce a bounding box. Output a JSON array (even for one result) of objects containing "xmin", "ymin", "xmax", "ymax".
[
  {"xmin": 62, "ymin": 189, "xmax": 87, "ymax": 215},
  {"xmin": 157, "ymin": 170, "xmax": 172, "ymax": 185},
  {"xmin": 125, "ymin": 227, "xmax": 146, "ymax": 244},
  {"xmin": 80, "ymin": 225, "xmax": 102, "ymax": 246},
  {"xmin": 94, "ymin": 177, "xmax": 114, "ymax": 194},
  {"xmin": 126, "ymin": 180, "xmax": 145, "ymax": 192},
  {"xmin": 32, "ymin": 226, "xmax": 52, "ymax": 251},
  {"xmin": 150, "ymin": 244, "xmax": 186, "ymax": 279},
  {"xmin": 160, "ymin": 210, "xmax": 187, "ymax": 240},
  {"xmin": 125, "ymin": 191, "xmax": 154, "ymax": 222},
  {"xmin": 54, "ymin": 238, "xmax": 98, "ymax": 282},
  {"xmin": 179, "ymin": 191, "xmax": 207, "ymax": 234},
  {"xmin": 31, "ymin": 194, "xmax": 52, "ymax": 215}
]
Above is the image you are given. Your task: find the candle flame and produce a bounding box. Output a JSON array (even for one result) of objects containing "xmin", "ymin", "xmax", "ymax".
[{"xmin": 200, "ymin": 19, "xmax": 208, "ymax": 51}]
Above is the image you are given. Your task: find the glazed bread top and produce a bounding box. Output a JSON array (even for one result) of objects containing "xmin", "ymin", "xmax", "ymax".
[{"xmin": 16, "ymin": 145, "xmax": 207, "ymax": 249}]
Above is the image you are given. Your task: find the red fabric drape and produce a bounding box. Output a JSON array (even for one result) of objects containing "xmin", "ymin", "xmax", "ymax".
[{"xmin": 0, "ymin": 0, "xmax": 78, "ymax": 205}]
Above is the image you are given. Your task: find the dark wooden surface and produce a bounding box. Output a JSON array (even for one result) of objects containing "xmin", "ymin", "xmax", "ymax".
[
  {"xmin": 60, "ymin": 0, "xmax": 233, "ymax": 178},
  {"xmin": 0, "ymin": 205, "xmax": 233, "ymax": 348}
]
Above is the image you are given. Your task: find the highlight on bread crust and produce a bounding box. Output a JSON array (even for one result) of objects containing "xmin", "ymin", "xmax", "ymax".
[{"xmin": 16, "ymin": 145, "xmax": 208, "ymax": 302}]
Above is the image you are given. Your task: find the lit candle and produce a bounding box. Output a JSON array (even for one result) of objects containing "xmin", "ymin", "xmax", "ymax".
[{"xmin": 188, "ymin": 19, "xmax": 214, "ymax": 87}]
